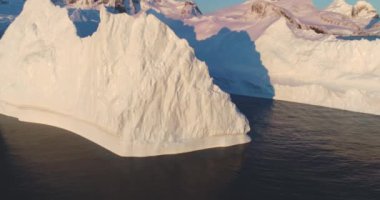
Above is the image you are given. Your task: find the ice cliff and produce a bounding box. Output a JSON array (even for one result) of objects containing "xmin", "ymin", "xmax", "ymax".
[{"xmin": 0, "ymin": 0, "xmax": 250, "ymax": 156}]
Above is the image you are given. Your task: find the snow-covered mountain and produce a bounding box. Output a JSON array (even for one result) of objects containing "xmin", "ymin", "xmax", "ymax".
[
  {"xmin": 326, "ymin": 0, "xmax": 379, "ymax": 27},
  {"xmin": 184, "ymin": 0, "xmax": 380, "ymax": 41},
  {"xmin": 353, "ymin": 0, "xmax": 379, "ymax": 18},
  {"xmin": 145, "ymin": 0, "xmax": 202, "ymax": 19},
  {"xmin": 0, "ymin": 0, "xmax": 250, "ymax": 156},
  {"xmin": 66, "ymin": 0, "xmax": 124, "ymax": 8},
  {"xmin": 64, "ymin": 0, "xmax": 202, "ymax": 17},
  {"xmin": 15, "ymin": 0, "xmax": 375, "ymax": 39},
  {"xmin": 326, "ymin": 0, "xmax": 357, "ymax": 17},
  {"xmin": 61, "ymin": 0, "xmax": 380, "ymax": 37},
  {"xmin": 328, "ymin": 0, "xmax": 379, "ymax": 19}
]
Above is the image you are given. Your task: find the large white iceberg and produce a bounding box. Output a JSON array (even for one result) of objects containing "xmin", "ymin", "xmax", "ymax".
[
  {"xmin": 0, "ymin": 0, "xmax": 250, "ymax": 156},
  {"xmin": 256, "ymin": 18, "xmax": 380, "ymax": 115},
  {"xmin": 144, "ymin": 0, "xmax": 380, "ymax": 116}
]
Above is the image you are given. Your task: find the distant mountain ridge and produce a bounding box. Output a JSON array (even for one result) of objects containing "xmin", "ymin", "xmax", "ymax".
[
  {"xmin": 326, "ymin": 0, "xmax": 379, "ymax": 19},
  {"xmin": 64, "ymin": 0, "xmax": 202, "ymax": 17}
]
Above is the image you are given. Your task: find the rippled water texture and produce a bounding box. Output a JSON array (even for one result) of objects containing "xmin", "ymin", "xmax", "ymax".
[{"xmin": 0, "ymin": 95, "xmax": 379, "ymax": 200}]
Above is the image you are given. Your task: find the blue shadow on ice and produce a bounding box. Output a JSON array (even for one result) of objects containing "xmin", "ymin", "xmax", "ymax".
[
  {"xmin": 67, "ymin": 9, "xmax": 100, "ymax": 38},
  {"xmin": 365, "ymin": 18, "xmax": 380, "ymax": 29},
  {"xmin": 0, "ymin": 25, "xmax": 6, "ymax": 38},
  {"xmin": 50, "ymin": 0, "xmax": 100, "ymax": 38},
  {"xmin": 1, "ymin": 0, "xmax": 274, "ymax": 98},
  {"xmin": 147, "ymin": 10, "xmax": 275, "ymax": 99},
  {"xmin": 0, "ymin": 0, "xmax": 101, "ymax": 38},
  {"xmin": 0, "ymin": 0, "xmax": 25, "ymax": 38}
]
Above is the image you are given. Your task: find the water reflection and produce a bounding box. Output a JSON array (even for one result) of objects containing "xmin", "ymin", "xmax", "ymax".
[
  {"xmin": 229, "ymin": 96, "xmax": 380, "ymax": 200},
  {"xmin": 0, "ymin": 96, "xmax": 379, "ymax": 200},
  {"xmin": 0, "ymin": 114, "xmax": 247, "ymax": 200}
]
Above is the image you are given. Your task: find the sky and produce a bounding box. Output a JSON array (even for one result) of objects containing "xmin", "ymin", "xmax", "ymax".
[{"xmin": 195, "ymin": 0, "xmax": 380, "ymax": 14}]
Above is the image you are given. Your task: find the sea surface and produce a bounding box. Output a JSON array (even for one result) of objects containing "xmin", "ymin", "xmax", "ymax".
[{"xmin": 0, "ymin": 95, "xmax": 379, "ymax": 200}]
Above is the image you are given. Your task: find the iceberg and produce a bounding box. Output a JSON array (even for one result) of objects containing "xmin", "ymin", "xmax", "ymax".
[
  {"xmin": 256, "ymin": 18, "xmax": 380, "ymax": 115},
  {"xmin": 144, "ymin": 0, "xmax": 380, "ymax": 115},
  {"xmin": 0, "ymin": 0, "xmax": 250, "ymax": 157}
]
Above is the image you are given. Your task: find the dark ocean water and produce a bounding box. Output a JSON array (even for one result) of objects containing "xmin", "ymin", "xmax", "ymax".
[{"xmin": 0, "ymin": 95, "xmax": 379, "ymax": 200}]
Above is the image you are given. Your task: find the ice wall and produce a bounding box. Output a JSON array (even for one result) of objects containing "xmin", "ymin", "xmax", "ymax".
[{"xmin": 0, "ymin": 0, "xmax": 250, "ymax": 156}]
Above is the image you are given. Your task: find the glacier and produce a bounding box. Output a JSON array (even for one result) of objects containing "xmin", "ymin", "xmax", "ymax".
[{"xmin": 0, "ymin": 0, "xmax": 250, "ymax": 157}]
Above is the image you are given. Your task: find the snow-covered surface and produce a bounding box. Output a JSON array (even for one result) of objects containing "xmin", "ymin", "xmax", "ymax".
[
  {"xmin": 326, "ymin": 0, "xmax": 379, "ymax": 28},
  {"xmin": 0, "ymin": 0, "xmax": 250, "ymax": 156},
  {"xmin": 326, "ymin": 0, "xmax": 354, "ymax": 17},
  {"xmin": 61, "ymin": 0, "xmax": 380, "ymax": 39},
  {"xmin": 256, "ymin": 18, "xmax": 380, "ymax": 115},
  {"xmin": 144, "ymin": 0, "xmax": 380, "ymax": 115},
  {"xmin": 184, "ymin": 0, "xmax": 380, "ymax": 41},
  {"xmin": 50, "ymin": 0, "xmax": 380, "ymax": 39},
  {"xmin": 145, "ymin": 0, "xmax": 202, "ymax": 19},
  {"xmin": 67, "ymin": 0, "xmax": 123, "ymax": 8},
  {"xmin": 65, "ymin": 0, "xmax": 202, "ymax": 17},
  {"xmin": 353, "ymin": 0, "xmax": 379, "ymax": 19}
]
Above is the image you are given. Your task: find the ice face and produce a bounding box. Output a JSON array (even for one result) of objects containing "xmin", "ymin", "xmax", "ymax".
[{"xmin": 0, "ymin": 0, "xmax": 250, "ymax": 157}]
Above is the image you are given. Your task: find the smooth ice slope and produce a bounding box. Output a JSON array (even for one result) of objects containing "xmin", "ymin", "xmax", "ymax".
[{"xmin": 0, "ymin": 0, "xmax": 250, "ymax": 157}]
